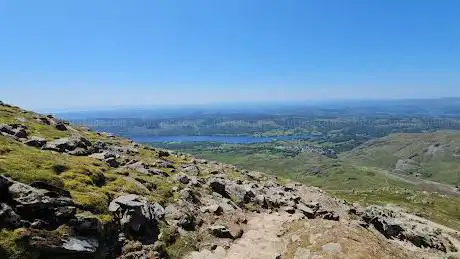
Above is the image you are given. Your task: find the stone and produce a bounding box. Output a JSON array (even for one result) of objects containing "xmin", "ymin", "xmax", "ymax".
[
  {"xmin": 0, "ymin": 124, "xmax": 27, "ymax": 139},
  {"xmin": 229, "ymin": 226, "xmax": 244, "ymax": 239},
  {"xmin": 37, "ymin": 117, "xmax": 51, "ymax": 125},
  {"xmin": 164, "ymin": 204, "xmax": 183, "ymax": 221},
  {"xmin": 0, "ymin": 124, "xmax": 14, "ymax": 135},
  {"xmin": 24, "ymin": 137, "xmax": 47, "ymax": 148},
  {"xmin": 321, "ymin": 212, "xmax": 340, "ymax": 221},
  {"xmin": 70, "ymin": 214, "xmax": 102, "ymax": 236},
  {"xmin": 179, "ymin": 188, "xmax": 200, "ymax": 204},
  {"xmin": 13, "ymin": 127, "xmax": 28, "ymax": 139},
  {"xmin": 30, "ymin": 181, "xmax": 71, "ymax": 198},
  {"xmin": 177, "ymin": 174, "xmax": 190, "ymax": 184},
  {"xmin": 209, "ymin": 225, "xmax": 233, "ymax": 239},
  {"xmin": 62, "ymin": 237, "xmax": 99, "ymax": 254},
  {"xmin": 362, "ymin": 206, "xmax": 455, "ymax": 252},
  {"xmin": 209, "ymin": 169, "xmax": 222, "ymax": 175},
  {"xmin": 109, "ymin": 194, "xmax": 164, "ymax": 242},
  {"xmin": 226, "ymin": 183, "xmax": 256, "ymax": 204},
  {"xmin": 158, "ymin": 150, "xmax": 170, "ymax": 157},
  {"xmin": 189, "ymin": 176, "xmax": 203, "ymax": 187},
  {"xmin": 8, "ymin": 182, "xmax": 52, "ymax": 214},
  {"xmin": 106, "ymin": 157, "xmax": 120, "ymax": 168},
  {"xmin": 297, "ymin": 203, "xmax": 315, "ymax": 219},
  {"xmin": 149, "ymin": 168, "xmax": 169, "ymax": 177},
  {"xmin": 43, "ymin": 136, "xmax": 92, "ymax": 153},
  {"xmin": 157, "ymin": 161, "xmax": 175, "ymax": 169},
  {"xmin": 55, "ymin": 122, "xmax": 68, "ymax": 131},
  {"xmin": 177, "ymin": 214, "xmax": 196, "ymax": 231},
  {"xmin": 200, "ymin": 205, "xmax": 223, "ymax": 215},
  {"xmin": 68, "ymin": 147, "xmax": 92, "ymax": 156},
  {"xmin": 124, "ymin": 161, "xmax": 168, "ymax": 177},
  {"xmin": 0, "ymin": 175, "xmax": 11, "ymax": 198},
  {"xmin": 30, "ymin": 219, "xmax": 48, "ymax": 229},
  {"xmin": 54, "ymin": 206, "xmax": 77, "ymax": 222},
  {"xmin": 209, "ymin": 179, "xmax": 230, "ymax": 199},
  {"xmin": 282, "ymin": 206, "xmax": 296, "ymax": 214},
  {"xmin": 0, "ymin": 203, "xmax": 21, "ymax": 229}
]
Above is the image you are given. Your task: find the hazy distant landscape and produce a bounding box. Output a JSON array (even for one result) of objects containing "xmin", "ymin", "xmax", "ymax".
[{"xmin": 60, "ymin": 98, "xmax": 460, "ymax": 229}]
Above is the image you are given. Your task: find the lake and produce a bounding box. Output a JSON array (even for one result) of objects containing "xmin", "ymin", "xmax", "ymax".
[{"xmin": 130, "ymin": 135, "xmax": 305, "ymax": 144}]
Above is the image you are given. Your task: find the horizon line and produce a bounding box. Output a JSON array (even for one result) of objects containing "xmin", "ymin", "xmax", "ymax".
[{"xmin": 36, "ymin": 96, "xmax": 460, "ymax": 113}]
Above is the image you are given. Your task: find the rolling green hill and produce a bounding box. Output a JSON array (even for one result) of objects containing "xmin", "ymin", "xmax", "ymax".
[{"xmin": 343, "ymin": 131, "xmax": 460, "ymax": 186}]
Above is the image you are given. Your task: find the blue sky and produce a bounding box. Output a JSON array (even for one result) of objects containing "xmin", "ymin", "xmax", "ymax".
[{"xmin": 1, "ymin": 0, "xmax": 459, "ymax": 110}]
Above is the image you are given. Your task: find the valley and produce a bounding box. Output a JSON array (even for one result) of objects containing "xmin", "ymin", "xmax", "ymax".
[{"xmin": 1, "ymin": 101, "xmax": 460, "ymax": 259}]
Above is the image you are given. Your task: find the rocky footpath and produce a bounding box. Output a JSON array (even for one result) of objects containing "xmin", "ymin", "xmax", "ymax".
[{"xmin": 0, "ymin": 102, "xmax": 459, "ymax": 259}]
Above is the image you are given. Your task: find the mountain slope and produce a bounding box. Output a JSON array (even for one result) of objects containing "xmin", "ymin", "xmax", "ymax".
[
  {"xmin": 343, "ymin": 132, "xmax": 460, "ymax": 186},
  {"xmin": 0, "ymin": 102, "xmax": 459, "ymax": 259}
]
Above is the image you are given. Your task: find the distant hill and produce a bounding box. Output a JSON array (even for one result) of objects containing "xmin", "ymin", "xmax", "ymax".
[{"xmin": 344, "ymin": 131, "xmax": 460, "ymax": 186}]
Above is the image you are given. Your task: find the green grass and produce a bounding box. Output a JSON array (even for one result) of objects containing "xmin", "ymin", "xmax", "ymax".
[
  {"xmin": 344, "ymin": 132, "xmax": 460, "ymax": 185},
  {"xmin": 164, "ymin": 140, "xmax": 460, "ymax": 230},
  {"xmin": 0, "ymin": 119, "xmax": 180, "ymax": 214},
  {"xmin": 0, "ymin": 228, "xmax": 29, "ymax": 259}
]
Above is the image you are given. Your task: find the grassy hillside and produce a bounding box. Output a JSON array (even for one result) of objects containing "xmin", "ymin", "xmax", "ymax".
[
  {"xmin": 344, "ymin": 132, "xmax": 460, "ymax": 186},
  {"xmin": 0, "ymin": 104, "xmax": 182, "ymax": 217}
]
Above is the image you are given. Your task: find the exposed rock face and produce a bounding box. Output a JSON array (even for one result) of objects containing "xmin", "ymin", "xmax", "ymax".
[
  {"xmin": 43, "ymin": 136, "xmax": 92, "ymax": 154},
  {"xmin": 361, "ymin": 206, "xmax": 456, "ymax": 252},
  {"xmin": 0, "ymin": 203, "xmax": 21, "ymax": 228},
  {"xmin": 0, "ymin": 123, "xmax": 28, "ymax": 139},
  {"xmin": 30, "ymin": 181, "xmax": 71, "ymax": 198},
  {"xmin": 24, "ymin": 136, "xmax": 47, "ymax": 148},
  {"xmin": 24, "ymin": 229, "xmax": 100, "ymax": 258},
  {"xmin": 109, "ymin": 194, "xmax": 165, "ymax": 243},
  {"xmin": 0, "ymin": 176, "xmax": 110, "ymax": 258},
  {"xmin": 7, "ymin": 180, "xmax": 77, "ymax": 228},
  {"xmin": 55, "ymin": 122, "xmax": 68, "ymax": 131},
  {"xmin": 209, "ymin": 179, "xmax": 231, "ymax": 199}
]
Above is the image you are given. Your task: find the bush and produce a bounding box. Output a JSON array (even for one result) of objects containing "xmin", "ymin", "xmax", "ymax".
[{"xmin": 52, "ymin": 164, "xmax": 69, "ymax": 174}]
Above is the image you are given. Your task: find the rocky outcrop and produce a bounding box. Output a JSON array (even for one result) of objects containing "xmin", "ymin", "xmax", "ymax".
[
  {"xmin": 24, "ymin": 136, "xmax": 47, "ymax": 148},
  {"xmin": 360, "ymin": 206, "xmax": 456, "ymax": 252},
  {"xmin": 0, "ymin": 176, "xmax": 111, "ymax": 258},
  {"xmin": 0, "ymin": 203, "xmax": 21, "ymax": 228},
  {"xmin": 0, "ymin": 123, "xmax": 28, "ymax": 139},
  {"xmin": 43, "ymin": 136, "xmax": 92, "ymax": 154},
  {"xmin": 109, "ymin": 194, "xmax": 165, "ymax": 243}
]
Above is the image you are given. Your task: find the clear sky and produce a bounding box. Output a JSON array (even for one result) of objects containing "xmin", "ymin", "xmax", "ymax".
[{"xmin": 1, "ymin": 0, "xmax": 459, "ymax": 110}]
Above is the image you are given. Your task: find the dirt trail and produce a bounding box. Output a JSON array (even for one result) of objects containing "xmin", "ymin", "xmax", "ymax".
[
  {"xmin": 186, "ymin": 212, "xmax": 301, "ymax": 259},
  {"xmin": 375, "ymin": 167, "xmax": 460, "ymax": 197}
]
